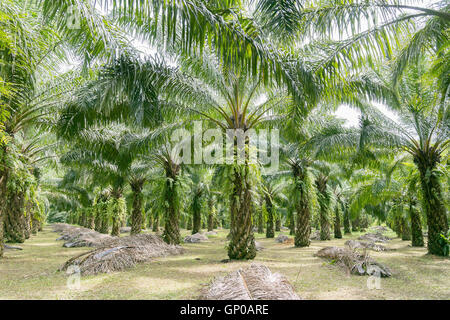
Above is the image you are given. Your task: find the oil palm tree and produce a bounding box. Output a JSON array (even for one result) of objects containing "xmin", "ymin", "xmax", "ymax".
[
  {"xmin": 352, "ymin": 62, "xmax": 448, "ymax": 255},
  {"xmin": 0, "ymin": 0, "xmax": 72, "ymax": 257}
]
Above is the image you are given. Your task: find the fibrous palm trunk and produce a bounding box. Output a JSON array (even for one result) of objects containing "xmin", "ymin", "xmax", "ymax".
[
  {"xmin": 257, "ymin": 206, "xmax": 264, "ymax": 234},
  {"xmin": 343, "ymin": 205, "xmax": 351, "ymax": 234},
  {"xmin": 94, "ymin": 209, "xmax": 102, "ymax": 232},
  {"xmin": 111, "ymin": 218, "xmax": 120, "ymax": 236},
  {"xmin": 186, "ymin": 218, "xmax": 192, "ymax": 230},
  {"xmin": 401, "ymin": 217, "xmax": 411, "ymax": 241},
  {"xmin": 152, "ymin": 215, "xmax": 159, "ymax": 232},
  {"xmin": 289, "ymin": 211, "xmax": 295, "ymax": 236},
  {"xmin": 24, "ymin": 206, "xmax": 31, "ymax": 240},
  {"xmin": 228, "ymin": 167, "xmax": 256, "ymax": 260},
  {"xmin": 31, "ymin": 212, "xmax": 40, "ymax": 235},
  {"xmin": 0, "ymin": 176, "xmax": 5, "ymax": 257},
  {"xmin": 409, "ymin": 200, "xmax": 424, "ymax": 247},
  {"xmin": 334, "ymin": 206, "xmax": 342, "ymax": 239},
  {"xmin": 415, "ymin": 155, "xmax": 448, "ymax": 256},
  {"xmin": 99, "ymin": 209, "xmax": 109, "ymax": 234},
  {"xmin": 4, "ymin": 191, "xmax": 26, "ymax": 243},
  {"xmin": 192, "ymin": 196, "xmax": 201, "ymax": 235},
  {"xmin": 275, "ymin": 216, "xmax": 281, "ymax": 232},
  {"xmin": 87, "ymin": 214, "xmax": 95, "ymax": 230},
  {"xmin": 207, "ymin": 206, "xmax": 214, "ymax": 232},
  {"xmin": 110, "ymin": 189, "xmax": 124, "ymax": 237},
  {"xmin": 293, "ymin": 167, "xmax": 311, "ymax": 247},
  {"xmin": 265, "ymin": 195, "xmax": 274, "ymax": 238},
  {"xmin": 192, "ymin": 210, "xmax": 201, "ymax": 234},
  {"xmin": 316, "ymin": 175, "xmax": 331, "ymax": 241},
  {"xmin": 162, "ymin": 176, "xmax": 181, "ymax": 244},
  {"xmin": 147, "ymin": 213, "xmax": 153, "ymax": 230},
  {"xmin": 130, "ymin": 180, "xmax": 144, "ymax": 235}
]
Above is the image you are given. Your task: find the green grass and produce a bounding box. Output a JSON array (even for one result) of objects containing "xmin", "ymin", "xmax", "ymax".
[{"xmin": 0, "ymin": 226, "xmax": 449, "ymax": 300}]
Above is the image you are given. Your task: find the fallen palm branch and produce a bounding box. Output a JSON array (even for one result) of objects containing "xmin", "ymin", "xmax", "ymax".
[
  {"xmin": 4, "ymin": 244, "xmax": 23, "ymax": 250},
  {"xmin": 201, "ymin": 264, "xmax": 301, "ymax": 300},
  {"xmin": 60, "ymin": 234, "xmax": 184, "ymax": 275},
  {"xmin": 315, "ymin": 246, "xmax": 392, "ymax": 277}
]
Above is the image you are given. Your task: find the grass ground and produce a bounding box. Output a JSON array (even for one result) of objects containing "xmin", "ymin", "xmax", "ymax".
[{"xmin": 0, "ymin": 225, "xmax": 449, "ymax": 300}]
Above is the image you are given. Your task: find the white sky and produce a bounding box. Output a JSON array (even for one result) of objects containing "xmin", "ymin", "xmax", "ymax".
[{"xmin": 334, "ymin": 103, "xmax": 400, "ymax": 128}]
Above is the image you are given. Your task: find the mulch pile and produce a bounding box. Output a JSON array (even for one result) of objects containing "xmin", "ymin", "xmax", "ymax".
[
  {"xmin": 315, "ymin": 246, "xmax": 392, "ymax": 277},
  {"xmin": 60, "ymin": 234, "xmax": 184, "ymax": 275},
  {"xmin": 358, "ymin": 232, "xmax": 392, "ymax": 243},
  {"xmin": 52, "ymin": 223, "xmax": 112, "ymax": 247},
  {"xmin": 201, "ymin": 264, "xmax": 301, "ymax": 300}
]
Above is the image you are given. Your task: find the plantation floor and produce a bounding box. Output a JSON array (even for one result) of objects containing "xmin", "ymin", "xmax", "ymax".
[{"xmin": 0, "ymin": 225, "xmax": 449, "ymax": 300}]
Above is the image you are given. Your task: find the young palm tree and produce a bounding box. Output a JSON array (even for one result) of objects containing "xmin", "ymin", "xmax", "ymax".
[
  {"xmin": 350, "ymin": 62, "xmax": 449, "ymax": 255},
  {"xmin": 187, "ymin": 168, "xmax": 210, "ymax": 235},
  {"xmin": 151, "ymin": 146, "xmax": 183, "ymax": 245}
]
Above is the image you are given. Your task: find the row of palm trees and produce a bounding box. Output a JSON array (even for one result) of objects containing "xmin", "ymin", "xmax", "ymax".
[{"xmin": 0, "ymin": 0, "xmax": 448, "ymax": 259}]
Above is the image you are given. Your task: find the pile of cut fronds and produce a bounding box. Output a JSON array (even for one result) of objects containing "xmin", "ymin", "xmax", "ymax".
[
  {"xmin": 60, "ymin": 234, "xmax": 184, "ymax": 275},
  {"xmin": 201, "ymin": 264, "xmax": 301, "ymax": 300},
  {"xmin": 345, "ymin": 240, "xmax": 389, "ymax": 252},
  {"xmin": 52, "ymin": 223, "xmax": 111, "ymax": 247},
  {"xmin": 315, "ymin": 246, "xmax": 392, "ymax": 277},
  {"xmin": 358, "ymin": 232, "xmax": 392, "ymax": 243}
]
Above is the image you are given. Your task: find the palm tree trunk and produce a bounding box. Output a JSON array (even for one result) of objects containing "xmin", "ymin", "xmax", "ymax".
[
  {"xmin": 99, "ymin": 205, "xmax": 109, "ymax": 234},
  {"xmin": 186, "ymin": 217, "xmax": 192, "ymax": 230},
  {"xmin": 401, "ymin": 216, "xmax": 411, "ymax": 241},
  {"xmin": 192, "ymin": 210, "xmax": 201, "ymax": 234},
  {"xmin": 257, "ymin": 206, "xmax": 264, "ymax": 234},
  {"xmin": 417, "ymin": 162, "xmax": 448, "ymax": 255},
  {"xmin": 293, "ymin": 169, "xmax": 311, "ymax": 247},
  {"xmin": 0, "ymin": 147, "xmax": 8, "ymax": 257},
  {"xmin": 316, "ymin": 176, "xmax": 330, "ymax": 241},
  {"xmin": 111, "ymin": 216, "xmax": 120, "ymax": 236},
  {"xmin": 110, "ymin": 189, "xmax": 125, "ymax": 237},
  {"xmin": 409, "ymin": 199, "xmax": 424, "ymax": 247},
  {"xmin": 4, "ymin": 191, "xmax": 26, "ymax": 243},
  {"xmin": 265, "ymin": 195, "xmax": 275, "ymax": 238},
  {"xmin": 275, "ymin": 216, "xmax": 281, "ymax": 232},
  {"xmin": 152, "ymin": 214, "xmax": 159, "ymax": 232},
  {"xmin": 87, "ymin": 208, "xmax": 95, "ymax": 229},
  {"xmin": 162, "ymin": 176, "xmax": 181, "ymax": 244},
  {"xmin": 130, "ymin": 180, "xmax": 144, "ymax": 235},
  {"xmin": 94, "ymin": 207, "xmax": 102, "ymax": 232},
  {"xmin": 295, "ymin": 200, "xmax": 311, "ymax": 247},
  {"xmin": 228, "ymin": 167, "xmax": 256, "ymax": 260},
  {"xmin": 24, "ymin": 205, "xmax": 32, "ymax": 240},
  {"xmin": 343, "ymin": 206, "xmax": 351, "ymax": 234},
  {"xmin": 334, "ymin": 206, "xmax": 342, "ymax": 239},
  {"xmin": 192, "ymin": 195, "xmax": 201, "ymax": 234},
  {"xmin": 207, "ymin": 203, "xmax": 214, "ymax": 231},
  {"xmin": 289, "ymin": 210, "xmax": 295, "ymax": 236},
  {"xmin": 147, "ymin": 212, "xmax": 153, "ymax": 230},
  {"xmin": 31, "ymin": 211, "xmax": 40, "ymax": 235}
]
